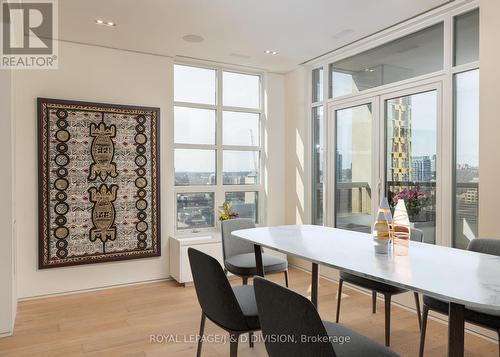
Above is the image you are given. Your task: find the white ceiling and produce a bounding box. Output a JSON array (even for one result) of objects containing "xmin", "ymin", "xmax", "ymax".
[{"xmin": 58, "ymin": 0, "xmax": 450, "ymax": 73}]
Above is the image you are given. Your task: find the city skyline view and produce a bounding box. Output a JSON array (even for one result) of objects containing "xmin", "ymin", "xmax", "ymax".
[{"xmin": 332, "ymin": 83, "xmax": 478, "ymax": 246}]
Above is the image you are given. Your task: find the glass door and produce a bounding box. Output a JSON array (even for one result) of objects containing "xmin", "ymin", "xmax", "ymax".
[
  {"xmin": 332, "ymin": 100, "xmax": 377, "ymax": 233},
  {"xmin": 327, "ymin": 83, "xmax": 441, "ymax": 242},
  {"xmin": 382, "ymin": 88, "xmax": 439, "ymax": 244}
]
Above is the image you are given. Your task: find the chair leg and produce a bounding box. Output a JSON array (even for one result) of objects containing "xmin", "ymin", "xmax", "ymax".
[
  {"xmin": 230, "ymin": 334, "xmax": 239, "ymax": 357},
  {"xmin": 384, "ymin": 293, "xmax": 392, "ymax": 347},
  {"xmin": 284, "ymin": 270, "xmax": 289, "ymax": 287},
  {"xmin": 336, "ymin": 279, "xmax": 343, "ymax": 323},
  {"xmin": 414, "ymin": 292, "xmax": 422, "ymax": 331},
  {"xmin": 242, "ymin": 276, "xmax": 248, "ymax": 285},
  {"xmin": 419, "ymin": 305, "xmax": 429, "ymax": 357},
  {"xmin": 197, "ymin": 313, "xmax": 206, "ymax": 357},
  {"xmin": 372, "ymin": 291, "xmax": 377, "ymax": 313},
  {"xmin": 249, "ymin": 332, "xmax": 254, "ymax": 348}
]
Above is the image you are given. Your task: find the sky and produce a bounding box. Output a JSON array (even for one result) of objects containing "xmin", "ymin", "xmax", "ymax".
[
  {"xmin": 173, "ymin": 64, "xmax": 479, "ymax": 175},
  {"xmin": 173, "ymin": 65, "xmax": 260, "ymax": 173},
  {"xmin": 455, "ymin": 69, "xmax": 479, "ymax": 167},
  {"xmin": 333, "ymin": 69, "xmax": 479, "ymax": 179}
]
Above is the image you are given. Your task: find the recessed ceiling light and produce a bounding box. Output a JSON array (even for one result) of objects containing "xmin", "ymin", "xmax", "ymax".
[
  {"xmin": 182, "ymin": 34, "xmax": 204, "ymax": 43},
  {"xmin": 264, "ymin": 50, "xmax": 278, "ymax": 55},
  {"xmin": 95, "ymin": 19, "xmax": 116, "ymax": 27}
]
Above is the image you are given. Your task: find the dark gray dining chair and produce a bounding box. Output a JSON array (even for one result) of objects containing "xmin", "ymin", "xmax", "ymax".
[
  {"xmin": 221, "ymin": 218, "xmax": 289, "ymax": 286},
  {"xmin": 419, "ymin": 238, "xmax": 500, "ymax": 357},
  {"xmin": 254, "ymin": 276, "xmax": 400, "ymax": 357},
  {"xmin": 188, "ymin": 248, "xmax": 260, "ymax": 357},
  {"xmin": 336, "ymin": 228, "xmax": 424, "ymax": 346}
]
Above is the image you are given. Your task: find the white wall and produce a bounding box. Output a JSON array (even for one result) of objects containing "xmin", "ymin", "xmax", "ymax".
[
  {"xmin": 12, "ymin": 41, "xmax": 286, "ymax": 299},
  {"xmin": 265, "ymin": 73, "xmax": 286, "ymax": 226},
  {"xmin": 13, "ymin": 41, "xmax": 174, "ymax": 298},
  {"xmin": 479, "ymin": 0, "xmax": 500, "ymax": 238},
  {"xmin": 0, "ymin": 68, "xmax": 16, "ymax": 335},
  {"xmin": 284, "ymin": 68, "xmax": 308, "ymax": 226}
]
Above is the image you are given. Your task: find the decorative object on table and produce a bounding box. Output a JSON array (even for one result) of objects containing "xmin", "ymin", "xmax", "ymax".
[
  {"xmin": 391, "ymin": 189, "xmax": 429, "ymax": 221},
  {"xmin": 218, "ymin": 201, "xmax": 239, "ymax": 221},
  {"xmin": 372, "ymin": 199, "xmax": 391, "ymax": 254},
  {"xmin": 38, "ymin": 98, "xmax": 161, "ymax": 269},
  {"xmin": 379, "ymin": 197, "xmax": 393, "ymax": 240},
  {"xmin": 392, "ymin": 199, "xmax": 411, "ymax": 256}
]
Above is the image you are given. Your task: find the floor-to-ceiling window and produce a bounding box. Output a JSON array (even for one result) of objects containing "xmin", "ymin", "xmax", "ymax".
[
  {"xmin": 174, "ymin": 64, "xmax": 263, "ymax": 231},
  {"xmin": 328, "ymin": 22, "xmax": 443, "ymax": 242},
  {"xmin": 312, "ymin": 67, "xmax": 324, "ymax": 225},
  {"xmin": 335, "ymin": 104, "xmax": 373, "ymax": 232},
  {"xmin": 452, "ymin": 9, "xmax": 480, "ymax": 248},
  {"xmin": 385, "ymin": 90, "xmax": 438, "ymax": 244},
  {"xmin": 453, "ymin": 69, "xmax": 479, "ymax": 248},
  {"xmin": 310, "ymin": 2, "xmax": 479, "ymax": 248}
]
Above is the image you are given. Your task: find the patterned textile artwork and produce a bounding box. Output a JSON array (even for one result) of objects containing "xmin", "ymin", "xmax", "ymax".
[{"xmin": 38, "ymin": 98, "xmax": 160, "ymax": 268}]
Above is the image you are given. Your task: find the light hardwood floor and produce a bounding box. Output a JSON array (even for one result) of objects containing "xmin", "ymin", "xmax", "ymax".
[{"xmin": 0, "ymin": 268, "xmax": 497, "ymax": 357}]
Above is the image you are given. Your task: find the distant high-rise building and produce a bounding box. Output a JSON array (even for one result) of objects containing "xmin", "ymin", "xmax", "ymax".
[
  {"xmin": 389, "ymin": 97, "xmax": 411, "ymax": 182},
  {"xmin": 336, "ymin": 150, "xmax": 343, "ymax": 180},
  {"xmin": 430, "ymin": 154, "xmax": 437, "ymax": 179},
  {"xmin": 411, "ymin": 156, "xmax": 432, "ymax": 182}
]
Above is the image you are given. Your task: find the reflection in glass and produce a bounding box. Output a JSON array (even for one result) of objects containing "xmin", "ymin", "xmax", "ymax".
[
  {"xmin": 223, "ymin": 111, "xmax": 260, "ymax": 146},
  {"xmin": 176, "ymin": 192, "xmax": 215, "ymax": 230},
  {"xmin": 174, "ymin": 107, "xmax": 215, "ymax": 145},
  {"xmin": 223, "ymin": 150, "xmax": 260, "ymax": 185},
  {"xmin": 373, "ymin": 209, "xmax": 391, "ymax": 255},
  {"xmin": 335, "ymin": 104, "xmax": 372, "ymax": 232},
  {"xmin": 329, "ymin": 23, "xmax": 444, "ymax": 98},
  {"xmin": 223, "ymin": 72, "xmax": 260, "ymax": 109},
  {"xmin": 385, "ymin": 91, "xmax": 437, "ymax": 244},
  {"xmin": 312, "ymin": 106, "xmax": 324, "ymax": 225},
  {"xmin": 225, "ymin": 191, "xmax": 258, "ymax": 223},
  {"xmin": 454, "ymin": 9, "xmax": 479, "ymax": 66},
  {"xmin": 174, "ymin": 149, "xmax": 216, "ymax": 186},
  {"xmin": 312, "ymin": 67, "xmax": 323, "ymax": 102},
  {"xmin": 453, "ymin": 69, "xmax": 479, "ymax": 249},
  {"xmin": 393, "ymin": 199, "xmax": 411, "ymax": 256},
  {"xmin": 174, "ymin": 65, "xmax": 216, "ymax": 105}
]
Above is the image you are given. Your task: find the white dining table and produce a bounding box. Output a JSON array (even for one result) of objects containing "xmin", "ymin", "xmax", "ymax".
[{"xmin": 232, "ymin": 224, "xmax": 500, "ymax": 357}]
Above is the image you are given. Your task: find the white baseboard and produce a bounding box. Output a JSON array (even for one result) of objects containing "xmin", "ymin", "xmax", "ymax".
[
  {"xmin": 18, "ymin": 277, "xmax": 173, "ymax": 301},
  {"xmin": 0, "ymin": 331, "xmax": 13, "ymax": 338}
]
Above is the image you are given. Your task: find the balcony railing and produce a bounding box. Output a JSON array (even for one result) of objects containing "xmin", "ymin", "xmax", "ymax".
[
  {"xmin": 336, "ymin": 182, "xmax": 371, "ymax": 215},
  {"xmin": 326, "ymin": 180, "xmax": 478, "ymax": 226}
]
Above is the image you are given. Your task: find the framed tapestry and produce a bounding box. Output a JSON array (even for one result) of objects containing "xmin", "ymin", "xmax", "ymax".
[{"xmin": 38, "ymin": 98, "xmax": 161, "ymax": 269}]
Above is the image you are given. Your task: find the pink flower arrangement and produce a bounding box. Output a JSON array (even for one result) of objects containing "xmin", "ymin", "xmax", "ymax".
[{"xmin": 391, "ymin": 189, "xmax": 429, "ymax": 219}]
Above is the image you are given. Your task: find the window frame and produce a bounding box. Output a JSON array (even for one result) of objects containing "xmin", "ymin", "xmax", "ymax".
[
  {"xmin": 306, "ymin": 0, "xmax": 480, "ymax": 248},
  {"xmin": 447, "ymin": 5, "xmax": 480, "ymax": 250},
  {"xmin": 311, "ymin": 102, "xmax": 325, "ymax": 225},
  {"xmin": 328, "ymin": 22, "xmax": 445, "ymax": 99},
  {"xmin": 451, "ymin": 68, "xmax": 479, "ymax": 249},
  {"xmin": 173, "ymin": 62, "xmax": 265, "ymax": 233}
]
